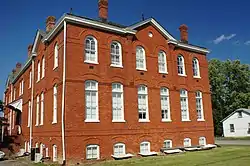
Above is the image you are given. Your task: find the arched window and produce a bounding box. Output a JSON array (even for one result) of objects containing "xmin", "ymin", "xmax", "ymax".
[
  {"xmin": 199, "ymin": 137, "xmax": 206, "ymax": 146},
  {"xmin": 52, "ymin": 144, "xmax": 57, "ymax": 162},
  {"xmin": 35, "ymin": 95, "xmax": 40, "ymax": 126},
  {"xmin": 54, "ymin": 43, "xmax": 59, "ymax": 69},
  {"xmin": 164, "ymin": 140, "xmax": 172, "ymax": 148},
  {"xmin": 193, "ymin": 58, "xmax": 200, "ymax": 77},
  {"xmin": 85, "ymin": 36, "xmax": 98, "ymax": 63},
  {"xmin": 184, "ymin": 138, "xmax": 191, "ymax": 147},
  {"xmin": 113, "ymin": 143, "xmax": 126, "ymax": 156},
  {"xmin": 177, "ymin": 55, "xmax": 185, "ymax": 75},
  {"xmin": 180, "ymin": 89, "xmax": 189, "ymax": 121},
  {"xmin": 37, "ymin": 61, "xmax": 40, "ymax": 81},
  {"xmin": 41, "ymin": 56, "xmax": 45, "ymax": 78},
  {"xmin": 111, "ymin": 41, "xmax": 122, "ymax": 67},
  {"xmin": 196, "ymin": 91, "xmax": 204, "ymax": 120},
  {"xmin": 138, "ymin": 85, "xmax": 149, "ymax": 122},
  {"xmin": 112, "ymin": 83, "xmax": 124, "ymax": 122},
  {"xmin": 158, "ymin": 51, "xmax": 167, "ymax": 73},
  {"xmin": 85, "ymin": 80, "xmax": 98, "ymax": 122},
  {"xmin": 140, "ymin": 141, "xmax": 150, "ymax": 154},
  {"xmin": 161, "ymin": 87, "xmax": 171, "ymax": 121},
  {"xmin": 136, "ymin": 46, "xmax": 146, "ymax": 70},
  {"xmin": 86, "ymin": 145, "xmax": 100, "ymax": 160},
  {"xmin": 53, "ymin": 85, "xmax": 57, "ymax": 124},
  {"xmin": 40, "ymin": 92, "xmax": 44, "ymax": 125}
]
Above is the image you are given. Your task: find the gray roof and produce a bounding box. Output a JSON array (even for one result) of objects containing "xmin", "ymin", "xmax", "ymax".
[{"xmin": 221, "ymin": 108, "xmax": 250, "ymax": 122}]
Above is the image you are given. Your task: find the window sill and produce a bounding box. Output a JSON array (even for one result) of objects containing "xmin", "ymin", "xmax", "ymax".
[
  {"xmin": 162, "ymin": 119, "xmax": 172, "ymax": 122},
  {"xmin": 159, "ymin": 71, "xmax": 168, "ymax": 74},
  {"xmin": 178, "ymin": 74, "xmax": 187, "ymax": 77},
  {"xmin": 182, "ymin": 119, "xmax": 191, "ymax": 122},
  {"xmin": 136, "ymin": 68, "xmax": 147, "ymax": 71},
  {"xmin": 36, "ymin": 80, "xmax": 40, "ymax": 83},
  {"xmin": 110, "ymin": 64, "xmax": 123, "ymax": 68},
  {"xmin": 112, "ymin": 120, "xmax": 126, "ymax": 123},
  {"xmin": 139, "ymin": 120, "xmax": 150, "ymax": 123},
  {"xmin": 197, "ymin": 119, "xmax": 205, "ymax": 122},
  {"xmin": 193, "ymin": 76, "xmax": 201, "ymax": 79},
  {"xmin": 35, "ymin": 124, "xmax": 39, "ymax": 127},
  {"xmin": 52, "ymin": 121, "xmax": 57, "ymax": 124},
  {"xmin": 84, "ymin": 60, "xmax": 99, "ymax": 65},
  {"xmin": 85, "ymin": 119, "xmax": 100, "ymax": 123}
]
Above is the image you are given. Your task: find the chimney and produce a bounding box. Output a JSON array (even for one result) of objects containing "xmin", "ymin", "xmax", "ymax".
[
  {"xmin": 179, "ymin": 24, "xmax": 188, "ymax": 43},
  {"xmin": 98, "ymin": 0, "xmax": 108, "ymax": 21},
  {"xmin": 16, "ymin": 63, "xmax": 22, "ymax": 72},
  {"xmin": 28, "ymin": 44, "xmax": 32, "ymax": 57},
  {"xmin": 46, "ymin": 16, "xmax": 56, "ymax": 32}
]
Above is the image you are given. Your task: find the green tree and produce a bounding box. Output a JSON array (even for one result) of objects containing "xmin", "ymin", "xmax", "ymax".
[{"xmin": 209, "ymin": 59, "xmax": 250, "ymax": 136}]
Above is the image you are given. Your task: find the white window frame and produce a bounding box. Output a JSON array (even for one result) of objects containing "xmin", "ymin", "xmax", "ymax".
[
  {"xmin": 40, "ymin": 92, "xmax": 44, "ymax": 125},
  {"xmin": 41, "ymin": 56, "xmax": 45, "ymax": 78},
  {"xmin": 230, "ymin": 124, "xmax": 235, "ymax": 132},
  {"xmin": 110, "ymin": 41, "xmax": 123, "ymax": 68},
  {"xmin": 196, "ymin": 91, "xmax": 204, "ymax": 121},
  {"xmin": 199, "ymin": 137, "xmax": 206, "ymax": 146},
  {"xmin": 85, "ymin": 80, "xmax": 99, "ymax": 122},
  {"xmin": 29, "ymin": 71, "xmax": 32, "ymax": 88},
  {"xmin": 35, "ymin": 95, "xmax": 40, "ymax": 126},
  {"xmin": 45, "ymin": 147, "xmax": 49, "ymax": 158},
  {"xmin": 140, "ymin": 141, "xmax": 150, "ymax": 154},
  {"xmin": 28, "ymin": 100, "xmax": 31, "ymax": 127},
  {"xmin": 113, "ymin": 143, "xmax": 126, "ymax": 156},
  {"xmin": 112, "ymin": 83, "xmax": 125, "ymax": 122},
  {"xmin": 13, "ymin": 88, "xmax": 16, "ymax": 100},
  {"xmin": 183, "ymin": 138, "xmax": 191, "ymax": 147},
  {"xmin": 37, "ymin": 61, "xmax": 40, "ymax": 82},
  {"xmin": 161, "ymin": 87, "xmax": 171, "ymax": 122},
  {"xmin": 138, "ymin": 85, "xmax": 149, "ymax": 122},
  {"xmin": 177, "ymin": 55, "xmax": 186, "ymax": 76},
  {"xmin": 52, "ymin": 85, "xmax": 57, "ymax": 124},
  {"xmin": 136, "ymin": 46, "xmax": 147, "ymax": 71},
  {"xmin": 158, "ymin": 51, "xmax": 167, "ymax": 74},
  {"xmin": 21, "ymin": 79, "xmax": 24, "ymax": 95},
  {"xmin": 180, "ymin": 89, "xmax": 190, "ymax": 121},
  {"xmin": 84, "ymin": 36, "xmax": 98, "ymax": 64},
  {"xmin": 52, "ymin": 144, "xmax": 57, "ymax": 162},
  {"xmin": 192, "ymin": 58, "xmax": 200, "ymax": 78},
  {"xmin": 40, "ymin": 143, "xmax": 44, "ymax": 155},
  {"xmin": 164, "ymin": 140, "xmax": 172, "ymax": 149},
  {"xmin": 54, "ymin": 43, "xmax": 59, "ymax": 69},
  {"xmin": 19, "ymin": 80, "xmax": 24, "ymax": 96},
  {"xmin": 86, "ymin": 145, "xmax": 100, "ymax": 160}
]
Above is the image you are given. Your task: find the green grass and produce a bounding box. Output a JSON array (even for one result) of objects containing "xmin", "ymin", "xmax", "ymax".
[{"xmin": 89, "ymin": 146, "xmax": 250, "ymax": 166}]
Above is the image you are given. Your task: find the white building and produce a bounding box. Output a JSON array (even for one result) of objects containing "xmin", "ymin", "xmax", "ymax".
[{"xmin": 222, "ymin": 108, "xmax": 250, "ymax": 137}]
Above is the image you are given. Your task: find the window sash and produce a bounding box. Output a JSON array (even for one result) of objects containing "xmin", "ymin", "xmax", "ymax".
[
  {"xmin": 40, "ymin": 93, "xmax": 44, "ymax": 125},
  {"xmin": 112, "ymin": 92, "xmax": 123, "ymax": 121},
  {"xmin": 114, "ymin": 144, "xmax": 125, "ymax": 156},
  {"xmin": 181, "ymin": 97, "xmax": 188, "ymax": 120},
  {"xmin": 85, "ymin": 91, "xmax": 97, "ymax": 120},
  {"xmin": 136, "ymin": 48, "xmax": 145, "ymax": 69},
  {"xmin": 158, "ymin": 52, "xmax": 167, "ymax": 73},
  {"xmin": 85, "ymin": 38, "xmax": 97, "ymax": 62},
  {"xmin": 184, "ymin": 139, "xmax": 191, "ymax": 147},
  {"xmin": 36, "ymin": 96, "xmax": 40, "ymax": 125},
  {"xmin": 164, "ymin": 140, "xmax": 172, "ymax": 148},
  {"xmin": 111, "ymin": 43, "xmax": 121, "ymax": 66},
  {"xmin": 54, "ymin": 45, "xmax": 59, "ymax": 68},
  {"xmin": 177, "ymin": 56, "xmax": 185, "ymax": 75},
  {"xmin": 86, "ymin": 146, "xmax": 98, "ymax": 159},
  {"xmin": 138, "ymin": 94, "xmax": 148, "ymax": 120},
  {"xmin": 161, "ymin": 96, "xmax": 170, "ymax": 120},
  {"xmin": 53, "ymin": 87, "xmax": 57, "ymax": 123},
  {"xmin": 140, "ymin": 143, "xmax": 150, "ymax": 153},
  {"xmin": 230, "ymin": 124, "xmax": 235, "ymax": 132}
]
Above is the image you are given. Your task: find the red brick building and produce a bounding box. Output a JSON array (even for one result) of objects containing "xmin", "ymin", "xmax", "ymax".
[{"xmin": 3, "ymin": 0, "xmax": 214, "ymax": 164}]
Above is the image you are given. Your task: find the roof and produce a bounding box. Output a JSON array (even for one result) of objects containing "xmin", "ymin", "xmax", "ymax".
[{"xmin": 221, "ymin": 108, "xmax": 250, "ymax": 122}]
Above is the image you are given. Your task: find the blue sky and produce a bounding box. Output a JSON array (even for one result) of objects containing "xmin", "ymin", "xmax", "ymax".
[{"xmin": 0, "ymin": 0, "xmax": 250, "ymax": 100}]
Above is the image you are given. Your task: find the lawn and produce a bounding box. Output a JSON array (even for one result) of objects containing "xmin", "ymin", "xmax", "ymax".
[{"xmin": 89, "ymin": 146, "xmax": 250, "ymax": 166}]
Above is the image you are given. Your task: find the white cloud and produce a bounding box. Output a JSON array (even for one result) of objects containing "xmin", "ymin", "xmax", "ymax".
[
  {"xmin": 244, "ymin": 41, "xmax": 250, "ymax": 45},
  {"xmin": 213, "ymin": 34, "xmax": 236, "ymax": 44}
]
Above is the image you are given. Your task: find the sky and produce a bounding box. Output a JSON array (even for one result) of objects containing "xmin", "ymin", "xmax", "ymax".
[{"xmin": 0, "ymin": 0, "xmax": 250, "ymax": 99}]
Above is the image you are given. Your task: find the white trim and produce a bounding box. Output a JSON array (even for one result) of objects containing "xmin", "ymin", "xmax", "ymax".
[
  {"xmin": 112, "ymin": 83, "xmax": 125, "ymax": 122},
  {"xmin": 85, "ymin": 36, "xmax": 98, "ymax": 64},
  {"xmin": 164, "ymin": 140, "xmax": 173, "ymax": 148},
  {"xmin": 52, "ymin": 144, "xmax": 58, "ymax": 162},
  {"xmin": 84, "ymin": 119, "xmax": 100, "ymax": 123},
  {"xmin": 110, "ymin": 64, "xmax": 123, "ymax": 68},
  {"xmin": 110, "ymin": 41, "xmax": 123, "ymax": 67},
  {"xmin": 199, "ymin": 137, "xmax": 206, "ymax": 146},
  {"xmin": 184, "ymin": 138, "xmax": 192, "ymax": 147},
  {"xmin": 86, "ymin": 144, "xmax": 100, "ymax": 160},
  {"xmin": 112, "ymin": 120, "xmax": 126, "ymax": 123},
  {"xmin": 140, "ymin": 141, "xmax": 151, "ymax": 154},
  {"xmin": 113, "ymin": 143, "xmax": 126, "ymax": 156},
  {"xmin": 171, "ymin": 41, "xmax": 210, "ymax": 54},
  {"xmin": 84, "ymin": 60, "xmax": 99, "ymax": 65}
]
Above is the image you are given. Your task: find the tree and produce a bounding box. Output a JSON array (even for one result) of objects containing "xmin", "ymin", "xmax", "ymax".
[{"xmin": 209, "ymin": 59, "xmax": 250, "ymax": 136}]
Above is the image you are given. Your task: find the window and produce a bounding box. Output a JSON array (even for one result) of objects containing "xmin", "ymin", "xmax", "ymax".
[
  {"xmin": 86, "ymin": 145, "xmax": 99, "ymax": 160},
  {"xmin": 192, "ymin": 58, "xmax": 200, "ymax": 77},
  {"xmin": 24, "ymin": 141, "xmax": 28, "ymax": 152},
  {"xmin": 161, "ymin": 87, "xmax": 171, "ymax": 121},
  {"xmin": 138, "ymin": 85, "xmax": 149, "ymax": 122},
  {"xmin": 40, "ymin": 143, "xmax": 44, "ymax": 155},
  {"xmin": 111, "ymin": 41, "xmax": 122, "ymax": 67},
  {"xmin": 36, "ymin": 96, "xmax": 40, "ymax": 126},
  {"xmin": 140, "ymin": 141, "xmax": 150, "ymax": 154},
  {"xmin": 238, "ymin": 112, "xmax": 243, "ymax": 118},
  {"xmin": 184, "ymin": 138, "xmax": 191, "ymax": 147},
  {"xmin": 40, "ymin": 93, "xmax": 44, "ymax": 125},
  {"xmin": 28, "ymin": 101, "xmax": 31, "ymax": 127},
  {"xmin": 45, "ymin": 147, "xmax": 49, "ymax": 158},
  {"xmin": 199, "ymin": 137, "xmax": 206, "ymax": 146},
  {"xmin": 113, "ymin": 143, "xmax": 125, "ymax": 156},
  {"xmin": 112, "ymin": 83, "xmax": 124, "ymax": 122},
  {"xmin": 136, "ymin": 46, "xmax": 146, "ymax": 70},
  {"xmin": 85, "ymin": 81, "xmax": 99, "ymax": 122},
  {"xmin": 37, "ymin": 61, "xmax": 40, "ymax": 82},
  {"xmin": 54, "ymin": 43, "xmax": 59, "ymax": 69},
  {"xmin": 164, "ymin": 140, "xmax": 172, "ymax": 149},
  {"xmin": 230, "ymin": 124, "xmax": 235, "ymax": 132},
  {"xmin": 85, "ymin": 36, "xmax": 98, "ymax": 63},
  {"xmin": 13, "ymin": 88, "xmax": 16, "ymax": 100},
  {"xmin": 53, "ymin": 85, "xmax": 57, "ymax": 124},
  {"xmin": 19, "ymin": 80, "xmax": 24, "ymax": 96},
  {"xmin": 29, "ymin": 71, "xmax": 32, "ymax": 88},
  {"xmin": 41, "ymin": 56, "xmax": 45, "ymax": 78},
  {"xmin": 158, "ymin": 51, "xmax": 167, "ymax": 73},
  {"xmin": 180, "ymin": 89, "xmax": 189, "ymax": 121},
  {"xmin": 52, "ymin": 145, "xmax": 57, "ymax": 162},
  {"xmin": 196, "ymin": 91, "xmax": 204, "ymax": 121},
  {"xmin": 177, "ymin": 55, "xmax": 186, "ymax": 75}
]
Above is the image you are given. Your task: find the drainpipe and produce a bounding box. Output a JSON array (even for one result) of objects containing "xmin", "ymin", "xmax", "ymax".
[
  {"xmin": 30, "ymin": 56, "xmax": 35, "ymax": 151},
  {"xmin": 61, "ymin": 20, "xmax": 67, "ymax": 165}
]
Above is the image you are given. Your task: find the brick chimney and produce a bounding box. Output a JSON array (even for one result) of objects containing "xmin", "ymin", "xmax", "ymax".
[
  {"xmin": 98, "ymin": 0, "xmax": 108, "ymax": 21},
  {"xmin": 46, "ymin": 16, "xmax": 56, "ymax": 32},
  {"xmin": 16, "ymin": 63, "xmax": 22, "ymax": 72},
  {"xmin": 179, "ymin": 24, "xmax": 188, "ymax": 43},
  {"xmin": 28, "ymin": 44, "xmax": 32, "ymax": 57}
]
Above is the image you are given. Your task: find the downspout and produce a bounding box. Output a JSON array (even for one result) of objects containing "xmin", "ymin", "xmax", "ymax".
[
  {"xmin": 61, "ymin": 20, "xmax": 66, "ymax": 164},
  {"xmin": 30, "ymin": 57, "xmax": 35, "ymax": 151}
]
